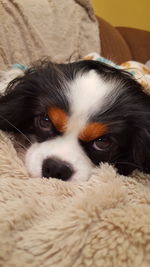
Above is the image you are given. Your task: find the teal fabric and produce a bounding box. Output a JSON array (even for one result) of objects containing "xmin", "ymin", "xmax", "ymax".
[{"xmin": 12, "ymin": 64, "xmax": 28, "ymax": 71}]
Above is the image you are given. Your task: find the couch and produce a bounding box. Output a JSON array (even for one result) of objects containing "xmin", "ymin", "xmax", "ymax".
[{"xmin": 97, "ymin": 16, "xmax": 150, "ymax": 64}]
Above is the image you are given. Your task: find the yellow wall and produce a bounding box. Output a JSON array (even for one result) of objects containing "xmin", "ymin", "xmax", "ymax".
[{"xmin": 92, "ymin": 0, "xmax": 150, "ymax": 31}]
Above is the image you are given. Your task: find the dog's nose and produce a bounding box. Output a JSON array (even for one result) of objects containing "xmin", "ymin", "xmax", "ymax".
[{"xmin": 42, "ymin": 158, "xmax": 74, "ymax": 181}]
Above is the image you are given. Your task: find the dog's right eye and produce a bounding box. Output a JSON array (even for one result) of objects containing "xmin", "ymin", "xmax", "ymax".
[{"xmin": 92, "ymin": 135, "xmax": 112, "ymax": 151}]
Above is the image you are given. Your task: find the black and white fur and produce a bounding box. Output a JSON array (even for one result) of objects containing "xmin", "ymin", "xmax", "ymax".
[{"xmin": 0, "ymin": 60, "xmax": 150, "ymax": 181}]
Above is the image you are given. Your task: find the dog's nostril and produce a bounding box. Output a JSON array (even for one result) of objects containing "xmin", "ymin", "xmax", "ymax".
[{"xmin": 42, "ymin": 158, "xmax": 74, "ymax": 181}]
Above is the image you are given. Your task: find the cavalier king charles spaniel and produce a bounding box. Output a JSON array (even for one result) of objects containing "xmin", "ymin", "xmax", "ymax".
[{"xmin": 0, "ymin": 60, "xmax": 150, "ymax": 181}]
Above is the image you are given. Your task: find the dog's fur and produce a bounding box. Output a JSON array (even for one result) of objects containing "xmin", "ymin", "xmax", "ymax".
[{"xmin": 0, "ymin": 60, "xmax": 150, "ymax": 181}]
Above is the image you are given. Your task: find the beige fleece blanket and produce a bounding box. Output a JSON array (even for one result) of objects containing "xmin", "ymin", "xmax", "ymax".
[
  {"xmin": 0, "ymin": 0, "xmax": 100, "ymax": 70},
  {"xmin": 0, "ymin": 130, "xmax": 150, "ymax": 267}
]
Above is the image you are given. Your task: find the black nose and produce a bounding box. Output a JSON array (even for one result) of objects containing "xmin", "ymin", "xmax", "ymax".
[{"xmin": 42, "ymin": 158, "xmax": 74, "ymax": 181}]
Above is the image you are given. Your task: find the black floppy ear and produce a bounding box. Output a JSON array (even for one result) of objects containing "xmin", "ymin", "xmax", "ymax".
[
  {"xmin": 0, "ymin": 76, "xmax": 32, "ymax": 133},
  {"xmin": 130, "ymin": 85, "xmax": 150, "ymax": 174},
  {"xmin": 132, "ymin": 124, "xmax": 150, "ymax": 174}
]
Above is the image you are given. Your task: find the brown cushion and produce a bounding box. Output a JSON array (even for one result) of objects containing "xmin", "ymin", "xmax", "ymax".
[
  {"xmin": 117, "ymin": 27, "xmax": 150, "ymax": 64},
  {"xmin": 97, "ymin": 17, "xmax": 132, "ymax": 64}
]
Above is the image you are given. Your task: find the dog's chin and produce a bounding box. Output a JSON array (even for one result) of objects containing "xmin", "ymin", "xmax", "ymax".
[
  {"xmin": 25, "ymin": 163, "xmax": 92, "ymax": 182},
  {"xmin": 68, "ymin": 172, "xmax": 91, "ymax": 182},
  {"xmin": 26, "ymin": 168, "xmax": 92, "ymax": 182},
  {"xmin": 26, "ymin": 165, "xmax": 93, "ymax": 182}
]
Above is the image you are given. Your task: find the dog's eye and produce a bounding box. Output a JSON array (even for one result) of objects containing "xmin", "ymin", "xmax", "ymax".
[
  {"xmin": 42, "ymin": 114, "xmax": 49, "ymax": 122},
  {"xmin": 93, "ymin": 136, "xmax": 111, "ymax": 151},
  {"xmin": 35, "ymin": 114, "xmax": 51, "ymax": 130}
]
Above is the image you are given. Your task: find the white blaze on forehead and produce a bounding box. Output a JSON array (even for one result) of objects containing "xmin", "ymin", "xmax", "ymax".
[
  {"xmin": 69, "ymin": 70, "xmax": 108, "ymax": 115},
  {"xmin": 66, "ymin": 70, "xmax": 114, "ymax": 134}
]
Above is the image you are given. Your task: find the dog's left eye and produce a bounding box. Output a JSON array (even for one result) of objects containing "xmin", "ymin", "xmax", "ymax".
[
  {"xmin": 93, "ymin": 136, "xmax": 112, "ymax": 151},
  {"xmin": 35, "ymin": 114, "xmax": 51, "ymax": 130}
]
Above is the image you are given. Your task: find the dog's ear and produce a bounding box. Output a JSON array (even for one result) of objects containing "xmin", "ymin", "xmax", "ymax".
[
  {"xmin": 0, "ymin": 75, "xmax": 32, "ymax": 133},
  {"xmin": 132, "ymin": 121, "xmax": 150, "ymax": 174}
]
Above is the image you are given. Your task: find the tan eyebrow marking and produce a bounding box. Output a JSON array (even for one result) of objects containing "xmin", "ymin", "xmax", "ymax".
[
  {"xmin": 48, "ymin": 107, "xmax": 68, "ymax": 133},
  {"xmin": 79, "ymin": 122, "xmax": 108, "ymax": 142}
]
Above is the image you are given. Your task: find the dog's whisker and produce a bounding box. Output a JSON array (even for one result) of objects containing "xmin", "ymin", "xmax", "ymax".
[
  {"xmin": 0, "ymin": 115, "xmax": 32, "ymax": 145},
  {"xmin": 14, "ymin": 140, "xmax": 27, "ymax": 150}
]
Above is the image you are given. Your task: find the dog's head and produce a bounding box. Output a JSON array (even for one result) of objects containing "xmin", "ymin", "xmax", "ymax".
[{"xmin": 0, "ymin": 60, "xmax": 150, "ymax": 181}]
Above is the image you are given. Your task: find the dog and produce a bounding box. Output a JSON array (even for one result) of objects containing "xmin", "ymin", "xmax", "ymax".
[{"xmin": 0, "ymin": 60, "xmax": 150, "ymax": 181}]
